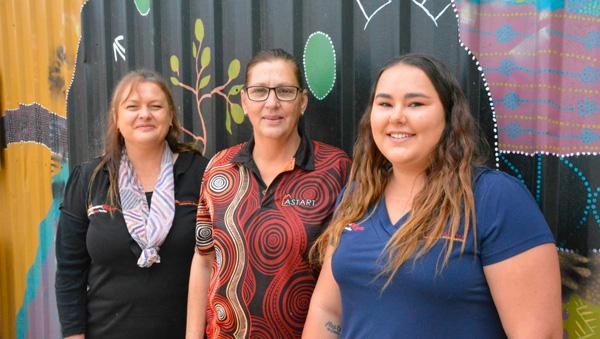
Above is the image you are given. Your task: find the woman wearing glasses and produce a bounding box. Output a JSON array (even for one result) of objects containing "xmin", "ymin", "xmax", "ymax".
[{"xmin": 186, "ymin": 48, "xmax": 351, "ymax": 338}]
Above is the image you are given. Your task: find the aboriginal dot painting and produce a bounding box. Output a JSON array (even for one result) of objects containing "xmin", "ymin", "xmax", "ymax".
[
  {"xmin": 456, "ymin": 0, "xmax": 600, "ymax": 156},
  {"xmin": 455, "ymin": 1, "xmax": 600, "ymax": 336}
]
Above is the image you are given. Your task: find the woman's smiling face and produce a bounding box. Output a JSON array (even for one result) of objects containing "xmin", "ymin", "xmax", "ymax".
[
  {"xmin": 370, "ymin": 63, "xmax": 446, "ymax": 173},
  {"xmin": 241, "ymin": 60, "xmax": 307, "ymax": 142}
]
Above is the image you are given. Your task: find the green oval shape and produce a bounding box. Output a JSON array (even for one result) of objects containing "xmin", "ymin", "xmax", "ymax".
[
  {"xmin": 134, "ymin": 0, "xmax": 150, "ymax": 16},
  {"xmin": 230, "ymin": 104, "xmax": 245, "ymax": 124},
  {"xmin": 228, "ymin": 59, "xmax": 240, "ymax": 79},
  {"xmin": 201, "ymin": 47, "xmax": 211, "ymax": 68},
  {"xmin": 199, "ymin": 75, "xmax": 211, "ymax": 90},
  {"xmin": 195, "ymin": 19, "xmax": 204, "ymax": 43},
  {"xmin": 170, "ymin": 55, "xmax": 179, "ymax": 73},
  {"xmin": 228, "ymin": 84, "xmax": 243, "ymax": 96},
  {"xmin": 170, "ymin": 77, "xmax": 179, "ymax": 86},
  {"xmin": 303, "ymin": 32, "xmax": 336, "ymax": 100}
]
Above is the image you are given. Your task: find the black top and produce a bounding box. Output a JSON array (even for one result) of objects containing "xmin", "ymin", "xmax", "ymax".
[{"xmin": 55, "ymin": 151, "xmax": 208, "ymax": 338}]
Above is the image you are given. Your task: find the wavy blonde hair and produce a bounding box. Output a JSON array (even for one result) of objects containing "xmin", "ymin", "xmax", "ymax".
[
  {"xmin": 311, "ymin": 54, "xmax": 485, "ymax": 289},
  {"xmin": 88, "ymin": 69, "xmax": 200, "ymax": 210}
]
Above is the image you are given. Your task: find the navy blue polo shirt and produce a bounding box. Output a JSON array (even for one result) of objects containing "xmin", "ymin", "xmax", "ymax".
[{"xmin": 331, "ymin": 168, "xmax": 555, "ymax": 338}]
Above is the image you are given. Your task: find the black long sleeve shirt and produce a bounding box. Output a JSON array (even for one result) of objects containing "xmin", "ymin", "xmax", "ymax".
[{"xmin": 55, "ymin": 151, "xmax": 208, "ymax": 338}]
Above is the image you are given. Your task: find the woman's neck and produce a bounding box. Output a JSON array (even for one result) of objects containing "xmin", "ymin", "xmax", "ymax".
[
  {"xmin": 251, "ymin": 131, "xmax": 301, "ymax": 187},
  {"xmin": 252, "ymin": 131, "xmax": 301, "ymax": 164},
  {"xmin": 387, "ymin": 167, "xmax": 426, "ymax": 197},
  {"xmin": 126, "ymin": 142, "xmax": 165, "ymax": 166},
  {"xmin": 125, "ymin": 142, "xmax": 166, "ymax": 191}
]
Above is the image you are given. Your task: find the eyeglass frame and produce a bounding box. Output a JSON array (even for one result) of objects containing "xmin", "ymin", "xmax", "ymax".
[{"xmin": 243, "ymin": 85, "xmax": 303, "ymax": 102}]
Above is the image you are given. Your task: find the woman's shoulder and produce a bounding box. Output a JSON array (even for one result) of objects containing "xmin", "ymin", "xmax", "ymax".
[
  {"xmin": 177, "ymin": 150, "xmax": 209, "ymax": 170},
  {"xmin": 473, "ymin": 167, "xmax": 537, "ymax": 210},
  {"xmin": 312, "ymin": 141, "xmax": 350, "ymax": 158},
  {"xmin": 474, "ymin": 167, "xmax": 526, "ymax": 191},
  {"xmin": 206, "ymin": 143, "xmax": 246, "ymax": 167},
  {"xmin": 69, "ymin": 156, "xmax": 105, "ymax": 183}
]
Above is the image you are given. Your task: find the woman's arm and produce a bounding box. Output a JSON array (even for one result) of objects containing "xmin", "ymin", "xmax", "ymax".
[
  {"xmin": 55, "ymin": 211, "xmax": 91, "ymax": 338},
  {"xmin": 484, "ymin": 243, "xmax": 562, "ymax": 339},
  {"xmin": 302, "ymin": 246, "xmax": 343, "ymax": 339},
  {"xmin": 186, "ymin": 251, "xmax": 215, "ymax": 339}
]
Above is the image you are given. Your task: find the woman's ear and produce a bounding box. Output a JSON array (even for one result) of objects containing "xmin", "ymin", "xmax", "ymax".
[
  {"xmin": 240, "ymin": 89, "xmax": 248, "ymax": 115},
  {"xmin": 301, "ymin": 89, "xmax": 308, "ymax": 112}
]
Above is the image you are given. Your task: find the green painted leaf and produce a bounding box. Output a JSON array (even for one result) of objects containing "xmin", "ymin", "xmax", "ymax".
[
  {"xmin": 228, "ymin": 59, "xmax": 240, "ymax": 79},
  {"xmin": 199, "ymin": 75, "xmax": 211, "ymax": 89},
  {"xmin": 170, "ymin": 77, "xmax": 179, "ymax": 86},
  {"xmin": 230, "ymin": 104, "xmax": 245, "ymax": 124},
  {"xmin": 193, "ymin": 42, "xmax": 197, "ymax": 58},
  {"xmin": 170, "ymin": 55, "xmax": 179, "ymax": 72},
  {"xmin": 303, "ymin": 32, "xmax": 336, "ymax": 100},
  {"xmin": 134, "ymin": 0, "xmax": 150, "ymax": 16},
  {"xmin": 225, "ymin": 109, "xmax": 232, "ymax": 134},
  {"xmin": 228, "ymin": 84, "xmax": 243, "ymax": 96},
  {"xmin": 195, "ymin": 19, "xmax": 204, "ymax": 42},
  {"xmin": 201, "ymin": 47, "xmax": 211, "ymax": 68}
]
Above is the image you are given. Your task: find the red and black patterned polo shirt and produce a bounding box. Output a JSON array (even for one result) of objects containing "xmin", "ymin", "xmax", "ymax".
[{"xmin": 196, "ymin": 133, "xmax": 351, "ymax": 338}]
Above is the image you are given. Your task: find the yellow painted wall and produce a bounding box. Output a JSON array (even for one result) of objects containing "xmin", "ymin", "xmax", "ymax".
[{"xmin": 0, "ymin": 0, "xmax": 86, "ymax": 337}]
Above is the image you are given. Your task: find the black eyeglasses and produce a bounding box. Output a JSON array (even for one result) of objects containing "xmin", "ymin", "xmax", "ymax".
[{"xmin": 244, "ymin": 86, "xmax": 302, "ymax": 101}]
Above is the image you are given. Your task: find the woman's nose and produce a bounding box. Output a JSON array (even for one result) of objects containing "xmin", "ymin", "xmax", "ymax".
[
  {"xmin": 389, "ymin": 107, "xmax": 406, "ymax": 124},
  {"xmin": 264, "ymin": 89, "xmax": 280, "ymax": 107},
  {"xmin": 138, "ymin": 106, "xmax": 151, "ymax": 118}
]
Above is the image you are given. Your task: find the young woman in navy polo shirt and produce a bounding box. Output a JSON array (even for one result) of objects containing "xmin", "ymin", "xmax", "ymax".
[{"xmin": 303, "ymin": 54, "xmax": 562, "ymax": 338}]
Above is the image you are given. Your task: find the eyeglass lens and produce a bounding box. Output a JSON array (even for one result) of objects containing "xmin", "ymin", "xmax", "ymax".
[{"xmin": 247, "ymin": 86, "xmax": 298, "ymax": 101}]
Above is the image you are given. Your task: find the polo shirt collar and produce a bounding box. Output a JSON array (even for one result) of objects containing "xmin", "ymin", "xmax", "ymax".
[{"xmin": 232, "ymin": 128, "xmax": 315, "ymax": 171}]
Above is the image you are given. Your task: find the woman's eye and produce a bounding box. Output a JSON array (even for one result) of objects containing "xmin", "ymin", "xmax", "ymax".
[
  {"xmin": 151, "ymin": 105, "xmax": 162, "ymax": 109},
  {"xmin": 408, "ymin": 102, "xmax": 423, "ymax": 107},
  {"xmin": 126, "ymin": 105, "xmax": 138, "ymax": 110},
  {"xmin": 377, "ymin": 102, "xmax": 392, "ymax": 107}
]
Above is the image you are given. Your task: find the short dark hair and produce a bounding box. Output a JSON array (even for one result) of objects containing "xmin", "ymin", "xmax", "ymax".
[{"xmin": 244, "ymin": 48, "xmax": 302, "ymax": 88}]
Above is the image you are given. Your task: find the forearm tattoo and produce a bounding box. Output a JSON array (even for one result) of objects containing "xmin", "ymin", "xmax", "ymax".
[{"xmin": 325, "ymin": 321, "xmax": 341, "ymax": 335}]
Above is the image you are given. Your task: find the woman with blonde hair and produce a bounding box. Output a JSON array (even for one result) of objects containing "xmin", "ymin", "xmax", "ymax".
[
  {"xmin": 56, "ymin": 70, "xmax": 208, "ymax": 338},
  {"xmin": 303, "ymin": 54, "xmax": 561, "ymax": 338}
]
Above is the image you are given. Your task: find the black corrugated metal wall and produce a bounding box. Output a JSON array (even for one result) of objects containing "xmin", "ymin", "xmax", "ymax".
[
  {"xmin": 66, "ymin": 0, "xmax": 600, "ymax": 264},
  {"xmin": 67, "ymin": 0, "xmax": 493, "ymax": 163}
]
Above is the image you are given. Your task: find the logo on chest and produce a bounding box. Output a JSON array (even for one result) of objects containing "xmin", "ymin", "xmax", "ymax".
[
  {"xmin": 87, "ymin": 204, "xmax": 118, "ymax": 217},
  {"xmin": 281, "ymin": 194, "xmax": 318, "ymax": 207},
  {"xmin": 344, "ymin": 223, "xmax": 364, "ymax": 232}
]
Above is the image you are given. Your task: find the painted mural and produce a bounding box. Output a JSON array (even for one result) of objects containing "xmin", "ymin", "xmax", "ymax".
[
  {"xmin": 454, "ymin": 1, "xmax": 600, "ymax": 338},
  {"xmin": 168, "ymin": 18, "xmax": 244, "ymax": 153},
  {"xmin": 2, "ymin": 0, "xmax": 600, "ymax": 337},
  {"xmin": 0, "ymin": 0, "xmax": 85, "ymax": 338}
]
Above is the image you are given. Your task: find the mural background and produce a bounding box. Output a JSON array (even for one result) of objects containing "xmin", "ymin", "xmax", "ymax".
[{"xmin": 1, "ymin": 0, "xmax": 598, "ymax": 338}]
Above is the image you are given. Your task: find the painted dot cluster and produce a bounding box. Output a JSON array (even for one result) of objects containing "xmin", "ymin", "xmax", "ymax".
[
  {"xmin": 498, "ymin": 124, "xmax": 600, "ymax": 143},
  {"xmin": 460, "ymin": 24, "xmax": 531, "ymax": 44},
  {"xmin": 484, "ymin": 59, "xmax": 600, "ymax": 84},
  {"xmin": 542, "ymin": 29, "xmax": 599, "ymax": 50},
  {"xmin": 500, "ymin": 154, "xmax": 525, "ymax": 184},
  {"xmin": 568, "ymin": 0, "xmax": 600, "ymax": 17},
  {"xmin": 494, "ymin": 93, "xmax": 598, "ymax": 116},
  {"xmin": 561, "ymin": 157, "xmax": 599, "ymax": 229},
  {"xmin": 536, "ymin": 154, "xmax": 542, "ymax": 203}
]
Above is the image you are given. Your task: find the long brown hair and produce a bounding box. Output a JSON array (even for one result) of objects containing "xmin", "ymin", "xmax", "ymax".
[
  {"xmin": 88, "ymin": 69, "xmax": 200, "ymax": 209},
  {"xmin": 312, "ymin": 54, "xmax": 485, "ymax": 289}
]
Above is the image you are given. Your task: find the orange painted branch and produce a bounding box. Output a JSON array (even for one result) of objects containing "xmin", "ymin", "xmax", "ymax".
[{"xmin": 178, "ymin": 82, "xmax": 197, "ymax": 95}]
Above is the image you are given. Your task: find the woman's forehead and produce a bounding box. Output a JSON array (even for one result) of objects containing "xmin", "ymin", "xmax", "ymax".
[{"xmin": 247, "ymin": 60, "xmax": 298, "ymax": 85}]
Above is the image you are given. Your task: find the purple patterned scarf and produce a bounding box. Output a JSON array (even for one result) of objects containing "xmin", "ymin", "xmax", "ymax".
[{"xmin": 118, "ymin": 142, "xmax": 175, "ymax": 267}]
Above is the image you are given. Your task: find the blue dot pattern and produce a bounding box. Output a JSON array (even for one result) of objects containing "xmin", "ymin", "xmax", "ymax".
[{"xmin": 493, "ymin": 93, "xmax": 598, "ymax": 117}]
